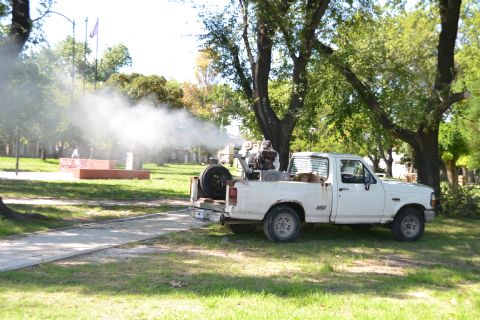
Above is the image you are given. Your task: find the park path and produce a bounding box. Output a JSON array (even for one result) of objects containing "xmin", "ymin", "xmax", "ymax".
[{"xmin": 0, "ymin": 210, "xmax": 208, "ymax": 272}]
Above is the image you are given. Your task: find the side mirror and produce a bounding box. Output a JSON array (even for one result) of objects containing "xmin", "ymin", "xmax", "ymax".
[{"xmin": 364, "ymin": 175, "xmax": 375, "ymax": 191}]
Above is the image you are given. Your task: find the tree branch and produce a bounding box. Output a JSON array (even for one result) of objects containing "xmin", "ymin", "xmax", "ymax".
[
  {"xmin": 314, "ymin": 40, "xmax": 418, "ymax": 146},
  {"xmin": 431, "ymin": 90, "xmax": 470, "ymax": 119},
  {"xmin": 229, "ymin": 41, "xmax": 253, "ymax": 99},
  {"xmin": 300, "ymin": 0, "xmax": 330, "ymax": 58},
  {"xmin": 31, "ymin": 0, "xmax": 54, "ymax": 22},
  {"xmin": 238, "ymin": 0, "xmax": 256, "ymax": 74},
  {"xmin": 271, "ymin": 0, "xmax": 297, "ymax": 61}
]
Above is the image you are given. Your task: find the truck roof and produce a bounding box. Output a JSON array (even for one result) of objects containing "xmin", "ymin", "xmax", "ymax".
[{"xmin": 291, "ymin": 152, "xmax": 364, "ymax": 160}]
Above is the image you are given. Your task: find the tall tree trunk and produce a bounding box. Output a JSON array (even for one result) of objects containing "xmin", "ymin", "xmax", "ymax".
[
  {"xmin": 368, "ymin": 155, "xmax": 381, "ymax": 173},
  {"xmin": 267, "ymin": 121, "xmax": 295, "ymax": 171},
  {"xmin": 445, "ymin": 160, "xmax": 457, "ymax": 190},
  {"xmin": 412, "ymin": 128, "xmax": 441, "ymax": 197},
  {"xmin": 385, "ymin": 147, "xmax": 394, "ymax": 178}
]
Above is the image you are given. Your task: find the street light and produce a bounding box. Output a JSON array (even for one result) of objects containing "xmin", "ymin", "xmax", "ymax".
[{"xmin": 46, "ymin": 11, "xmax": 76, "ymax": 104}]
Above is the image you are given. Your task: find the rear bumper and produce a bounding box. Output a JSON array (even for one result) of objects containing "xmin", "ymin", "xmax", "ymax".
[
  {"xmin": 189, "ymin": 207, "xmax": 223, "ymax": 222},
  {"xmin": 424, "ymin": 209, "xmax": 435, "ymax": 222}
]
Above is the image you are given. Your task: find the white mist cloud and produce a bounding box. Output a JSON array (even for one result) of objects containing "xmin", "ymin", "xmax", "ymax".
[{"xmin": 73, "ymin": 92, "xmax": 235, "ymax": 152}]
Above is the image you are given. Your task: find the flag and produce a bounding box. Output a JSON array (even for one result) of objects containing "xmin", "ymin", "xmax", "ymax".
[{"xmin": 89, "ymin": 19, "xmax": 98, "ymax": 38}]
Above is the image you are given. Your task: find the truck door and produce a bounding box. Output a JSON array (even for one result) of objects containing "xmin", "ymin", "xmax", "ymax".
[{"xmin": 333, "ymin": 159, "xmax": 385, "ymax": 223}]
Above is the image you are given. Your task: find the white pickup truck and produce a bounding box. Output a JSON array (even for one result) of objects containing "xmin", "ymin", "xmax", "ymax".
[{"xmin": 190, "ymin": 152, "xmax": 436, "ymax": 243}]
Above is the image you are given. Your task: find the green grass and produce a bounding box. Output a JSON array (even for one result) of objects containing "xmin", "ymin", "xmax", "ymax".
[
  {"xmin": 0, "ymin": 162, "xmax": 207, "ymax": 200},
  {"xmin": 0, "ymin": 217, "xmax": 478, "ymax": 319},
  {"xmin": 0, "ymin": 204, "xmax": 177, "ymax": 238},
  {"xmin": 0, "ymin": 160, "xmax": 209, "ymax": 237},
  {"xmin": 0, "ymin": 156, "xmax": 60, "ymax": 172}
]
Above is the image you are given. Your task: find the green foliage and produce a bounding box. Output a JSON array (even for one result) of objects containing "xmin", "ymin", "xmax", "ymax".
[
  {"xmin": 182, "ymin": 52, "xmax": 247, "ymax": 128},
  {"xmin": 0, "ymin": 58, "xmax": 55, "ymax": 144},
  {"xmin": 332, "ymin": 7, "xmax": 438, "ymax": 131},
  {"xmin": 106, "ymin": 73, "xmax": 183, "ymax": 107},
  {"xmin": 441, "ymin": 183, "xmax": 480, "ymax": 217},
  {"xmin": 455, "ymin": 3, "xmax": 480, "ymax": 168},
  {"xmin": 54, "ymin": 38, "xmax": 132, "ymax": 83},
  {"xmin": 439, "ymin": 121, "xmax": 469, "ymax": 163},
  {"xmin": 54, "ymin": 36, "xmax": 90, "ymax": 75},
  {"xmin": 98, "ymin": 43, "xmax": 132, "ymax": 81}
]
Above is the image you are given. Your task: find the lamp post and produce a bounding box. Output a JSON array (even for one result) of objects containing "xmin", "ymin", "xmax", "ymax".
[{"xmin": 47, "ymin": 11, "xmax": 76, "ymax": 104}]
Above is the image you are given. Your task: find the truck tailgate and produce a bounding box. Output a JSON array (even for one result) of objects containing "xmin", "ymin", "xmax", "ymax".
[{"xmin": 190, "ymin": 176, "xmax": 226, "ymax": 221}]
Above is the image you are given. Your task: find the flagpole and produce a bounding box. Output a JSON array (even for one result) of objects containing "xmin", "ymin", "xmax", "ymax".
[{"xmin": 94, "ymin": 18, "xmax": 99, "ymax": 91}]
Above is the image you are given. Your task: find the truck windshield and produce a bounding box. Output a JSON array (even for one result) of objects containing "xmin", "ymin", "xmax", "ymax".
[{"xmin": 289, "ymin": 156, "xmax": 329, "ymax": 178}]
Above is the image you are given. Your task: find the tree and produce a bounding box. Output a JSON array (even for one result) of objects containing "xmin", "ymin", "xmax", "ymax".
[
  {"xmin": 201, "ymin": 0, "xmax": 334, "ymax": 170},
  {"xmin": 455, "ymin": 1, "xmax": 480, "ymax": 172},
  {"xmin": 97, "ymin": 44, "xmax": 132, "ymax": 82},
  {"xmin": 0, "ymin": 0, "xmax": 33, "ymax": 86},
  {"xmin": 106, "ymin": 73, "xmax": 183, "ymax": 107},
  {"xmin": 315, "ymin": 1, "xmax": 469, "ymax": 197},
  {"xmin": 0, "ymin": 0, "xmax": 36, "ymax": 220},
  {"xmin": 55, "ymin": 38, "xmax": 131, "ymax": 83},
  {"xmin": 439, "ymin": 121, "xmax": 469, "ymax": 190}
]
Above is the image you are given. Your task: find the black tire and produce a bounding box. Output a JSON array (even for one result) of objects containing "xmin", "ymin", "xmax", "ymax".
[
  {"xmin": 199, "ymin": 165, "xmax": 232, "ymax": 200},
  {"xmin": 391, "ymin": 207, "xmax": 425, "ymax": 242},
  {"xmin": 263, "ymin": 205, "xmax": 301, "ymax": 243},
  {"xmin": 226, "ymin": 224, "xmax": 257, "ymax": 234}
]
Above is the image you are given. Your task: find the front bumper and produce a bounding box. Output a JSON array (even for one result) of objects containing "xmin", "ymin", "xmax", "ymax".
[{"xmin": 424, "ymin": 209, "xmax": 435, "ymax": 222}]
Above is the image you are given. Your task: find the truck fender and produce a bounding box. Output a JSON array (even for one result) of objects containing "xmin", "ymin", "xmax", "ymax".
[
  {"xmin": 266, "ymin": 200, "xmax": 305, "ymax": 222},
  {"xmin": 394, "ymin": 204, "xmax": 426, "ymax": 221}
]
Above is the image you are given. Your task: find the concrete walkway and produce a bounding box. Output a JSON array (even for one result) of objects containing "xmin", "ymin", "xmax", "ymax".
[{"xmin": 0, "ymin": 210, "xmax": 207, "ymax": 272}]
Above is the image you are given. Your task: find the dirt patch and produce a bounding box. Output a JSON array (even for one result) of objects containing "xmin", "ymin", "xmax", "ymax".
[
  {"xmin": 339, "ymin": 259, "xmax": 406, "ymax": 276},
  {"xmin": 55, "ymin": 245, "xmax": 172, "ymax": 265},
  {"xmin": 339, "ymin": 254, "xmax": 432, "ymax": 276}
]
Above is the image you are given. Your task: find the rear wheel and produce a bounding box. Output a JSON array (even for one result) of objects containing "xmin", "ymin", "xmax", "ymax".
[
  {"xmin": 391, "ymin": 207, "xmax": 425, "ymax": 242},
  {"xmin": 263, "ymin": 205, "xmax": 301, "ymax": 243},
  {"xmin": 226, "ymin": 224, "xmax": 257, "ymax": 234},
  {"xmin": 199, "ymin": 165, "xmax": 232, "ymax": 200}
]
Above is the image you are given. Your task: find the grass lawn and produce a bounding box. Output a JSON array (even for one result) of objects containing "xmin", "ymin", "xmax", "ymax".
[
  {"xmin": 0, "ymin": 217, "xmax": 478, "ymax": 319},
  {"xmin": 0, "ymin": 159, "xmax": 210, "ymax": 237},
  {"xmin": 0, "ymin": 161, "xmax": 207, "ymax": 200},
  {"xmin": 0, "ymin": 156, "xmax": 60, "ymax": 172}
]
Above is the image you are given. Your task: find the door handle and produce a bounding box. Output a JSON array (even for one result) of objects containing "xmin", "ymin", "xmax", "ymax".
[{"xmin": 339, "ymin": 188, "xmax": 349, "ymax": 191}]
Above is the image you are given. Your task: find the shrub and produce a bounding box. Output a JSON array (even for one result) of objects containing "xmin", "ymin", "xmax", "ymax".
[{"xmin": 441, "ymin": 183, "xmax": 480, "ymax": 217}]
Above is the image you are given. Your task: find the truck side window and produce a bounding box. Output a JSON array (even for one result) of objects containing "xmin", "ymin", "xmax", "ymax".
[{"xmin": 340, "ymin": 160, "xmax": 376, "ymax": 184}]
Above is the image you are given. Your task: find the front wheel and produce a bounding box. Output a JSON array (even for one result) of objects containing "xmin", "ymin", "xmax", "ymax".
[
  {"xmin": 263, "ymin": 205, "xmax": 301, "ymax": 243},
  {"xmin": 391, "ymin": 207, "xmax": 425, "ymax": 242}
]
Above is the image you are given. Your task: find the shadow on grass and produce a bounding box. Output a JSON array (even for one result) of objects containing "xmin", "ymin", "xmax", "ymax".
[{"xmin": 0, "ymin": 218, "xmax": 478, "ymax": 299}]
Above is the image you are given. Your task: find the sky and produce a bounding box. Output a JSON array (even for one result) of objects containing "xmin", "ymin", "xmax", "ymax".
[{"xmin": 32, "ymin": 0, "xmax": 225, "ymax": 82}]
